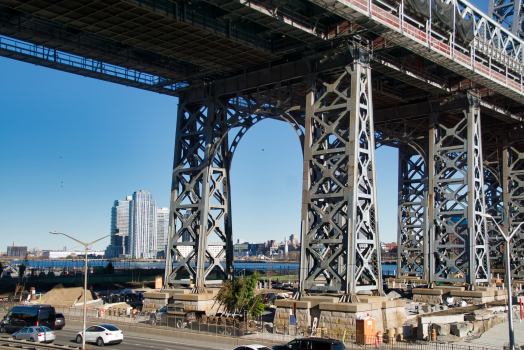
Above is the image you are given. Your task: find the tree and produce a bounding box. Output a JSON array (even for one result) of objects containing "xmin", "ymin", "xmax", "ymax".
[
  {"xmin": 214, "ymin": 272, "xmax": 266, "ymax": 317},
  {"xmin": 104, "ymin": 262, "xmax": 115, "ymax": 274},
  {"xmin": 18, "ymin": 263, "xmax": 26, "ymax": 279},
  {"xmin": 65, "ymin": 255, "xmax": 74, "ymax": 259}
]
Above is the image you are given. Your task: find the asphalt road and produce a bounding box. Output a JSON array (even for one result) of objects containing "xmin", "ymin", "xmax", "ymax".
[{"xmin": 11, "ymin": 327, "xmax": 234, "ymax": 350}]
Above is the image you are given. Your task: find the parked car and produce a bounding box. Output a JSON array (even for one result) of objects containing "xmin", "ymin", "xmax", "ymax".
[
  {"xmin": 262, "ymin": 293, "xmax": 286, "ymax": 305},
  {"xmin": 76, "ymin": 324, "xmax": 123, "ymax": 347},
  {"xmin": 12, "ymin": 326, "xmax": 55, "ymax": 343},
  {"xmin": 54, "ymin": 313, "xmax": 65, "ymax": 330},
  {"xmin": 150, "ymin": 303, "xmax": 203, "ymax": 328},
  {"xmin": 0, "ymin": 305, "xmax": 56, "ymax": 333},
  {"xmin": 234, "ymin": 345, "xmax": 272, "ymax": 350},
  {"xmin": 272, "ymin": 338, "xmax": 345, "ymax": 350}
]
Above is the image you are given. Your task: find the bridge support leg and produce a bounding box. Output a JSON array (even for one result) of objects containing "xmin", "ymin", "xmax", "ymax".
[
  {"xmin": 299, "ymin": 54, "xmax": 381, "ymax": 296},
  {"xmin": 483, "ymin": 160, "xmax": 504, "ymax": 272},
  {"xmin": 502, "ymin": 146, "xmax": 524, "ymax": 278},
  {"xmin": 397, "ymin": 146, "xmax": 428, "ymax": 279},
  {"xmin": 429, "ymin": 94, "xmax": 489, "ymax": 284},
  {"xmin": 165, "ymin": 97, "xmax": 233, "ymax": 291}
]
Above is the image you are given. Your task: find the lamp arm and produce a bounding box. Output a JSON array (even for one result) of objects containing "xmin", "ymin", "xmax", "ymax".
[
  {"xmin": 57, "ymin": 233, "xmax": 87, "ymax": 247},
  {"xmin": 87, "ymin": 233, "xmax": 117, "ymax": 246}
]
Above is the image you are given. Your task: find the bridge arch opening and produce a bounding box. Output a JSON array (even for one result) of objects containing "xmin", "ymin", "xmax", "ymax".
[{"xmin": 228, "ymin": 117, "xmax": 304, "ymax": 262}]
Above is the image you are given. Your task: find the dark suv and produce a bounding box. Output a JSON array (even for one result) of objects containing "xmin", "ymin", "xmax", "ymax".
[
  {"xmin": 272, "ymin": 338, "xmax": 345, "ymax": 350},
  {"xmin": 54, "ymin": 313, "xmax": 65, "ymax": 330}
]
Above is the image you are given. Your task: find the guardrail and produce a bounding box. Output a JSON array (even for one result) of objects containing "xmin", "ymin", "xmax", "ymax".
[{"xmin": 0, "ymin": 336, "xmax": 79, "ymax": 350}]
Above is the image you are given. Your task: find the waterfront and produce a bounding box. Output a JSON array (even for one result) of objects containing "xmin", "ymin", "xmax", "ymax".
[{"xmin": 8, "ymin": 259, "xmax": 399, "ymax": 276}]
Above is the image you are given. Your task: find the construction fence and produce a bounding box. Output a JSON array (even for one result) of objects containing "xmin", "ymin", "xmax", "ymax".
[{"xmin": 52, "ymin": 306, "xmax": 500, "ymax": 350}]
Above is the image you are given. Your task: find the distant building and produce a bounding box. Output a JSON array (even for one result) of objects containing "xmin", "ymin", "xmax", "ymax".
[
  {"xmin": 290, "ymin": 234, "xmax": 299, "ymax": 245},
  {"xmin": 42, "ymin": 251, "xmax": 104, "ymax": 259},
  {"xmin": 237, "ymin": 239, "xmax": 244, "ymax": 244},
  {"xmin": 157, "ymin": 208, "xmax": 169, "ymax": 258},
  {"xmin": 105, "ymin": 196, "xmax": 132, "ymax": 258},
  {"xmin": 105, "ymin": 191, "xmax": 159, "ymax": 259},
  {"xmin": 177, "ymin": 245, "xmax": 223, "ymax": 259},
  {"xmin": 7, "ymin": 246, "xmax": 27, "ymax": 257},
  {"xmin": 181, "ymin": 210, "xmax": 191, "ymax": 242},
  {"xmin": 130, "ymin": 190, "xmax": 158, "ymax": 259}
]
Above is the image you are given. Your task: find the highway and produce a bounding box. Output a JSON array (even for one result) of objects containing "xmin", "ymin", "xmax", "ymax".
[{"xmin": 21, "ymin": 327, "xmax": 235, "ymax": 350}]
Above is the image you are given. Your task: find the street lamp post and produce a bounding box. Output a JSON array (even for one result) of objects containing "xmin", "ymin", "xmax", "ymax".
[
  {"xmin": 481, "ymin": 214, "xmax": 524, "ymax": 350},
  {"xmin": 49, "ymin": 231, "xmax": 118, "ymax": 350}
]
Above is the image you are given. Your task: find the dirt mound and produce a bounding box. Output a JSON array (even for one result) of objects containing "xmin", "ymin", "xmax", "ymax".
[{"xmin": 40, "ymin": 284, "xmax": 97, "ymax": 307}]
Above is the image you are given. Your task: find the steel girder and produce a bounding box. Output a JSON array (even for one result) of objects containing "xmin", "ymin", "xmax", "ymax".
[
  {"xmin": 428, "ymin": 96, "xmax": 490, "ymax": 284},
  {"xmin": 397, "ymin": 147, "xmax": 429, "ymax": 279},
  {"xmin": 503, "ymin": 146, "xmax": 524, "ymax": 278},
  {"xmin": 299, "ymin": 54, "xmax": 382, "ymax": 294}
]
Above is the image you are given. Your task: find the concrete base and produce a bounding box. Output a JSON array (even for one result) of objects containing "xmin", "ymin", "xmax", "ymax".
[
  {"xmin": 143, "ymin": 289, "xmax": 221, "ymax": 314},
  {"xmin": 274, "ymin": 297, "xmax": 407, "ymax": 334},
  {"xmin": 450, "ymin": 290, "xmax": 496, "ymax": 304}
]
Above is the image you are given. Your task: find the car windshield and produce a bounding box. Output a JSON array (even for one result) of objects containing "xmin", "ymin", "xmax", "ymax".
[{"xmin": 100, "ymin": 325, "xmax": 120, "ymax": 331}]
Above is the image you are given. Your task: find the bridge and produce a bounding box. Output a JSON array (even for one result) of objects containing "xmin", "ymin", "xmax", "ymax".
[{"xmin": 1, "ymin": 0, "xmax": 524, "ymax": 297}]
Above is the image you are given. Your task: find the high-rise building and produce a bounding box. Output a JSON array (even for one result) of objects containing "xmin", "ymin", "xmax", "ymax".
[
  {"xmin": 157, "ymin": 207, "xmax": 169, "ymax": 258},
  {"xmin": 290, "ymin": 234, "xmax": 299, "ymax": 245},
  {"xmin": 105, "ymin": 196, "xmax": 132, "ymax": 258},
  {"xmin": 181, "ymin": 210, "xmax": 191, "ymax": 242},
  {"xmin": 130, "ymin": 190, "xmax": 158, "ymax": 259}
]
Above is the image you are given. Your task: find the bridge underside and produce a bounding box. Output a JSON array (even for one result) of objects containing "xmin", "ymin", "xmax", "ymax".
[{"xmin": 2, "ymin": 0, "xmax": 524, "ymax": 292}]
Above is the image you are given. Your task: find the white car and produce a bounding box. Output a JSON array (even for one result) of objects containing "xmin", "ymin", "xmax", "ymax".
[
  {"xmin": 76, "ymin": 324, "xmax": 123, "ymax": 347},
  {"xmin": 233, "ymin": 345, "xmax": 272, "ymax": 350}
]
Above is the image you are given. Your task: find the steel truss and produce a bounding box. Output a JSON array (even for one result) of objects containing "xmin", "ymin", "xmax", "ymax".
[
  {"xmin": 397, "ymin": 147, "xmax": 428, "ymax": 279},
  {"xmin": 165, "ymin": 80, "xmax": 306, "ymax": 291},
  {"xmin": 429, "ymin": 96, "xmax": 489, "ymax": 284},
  {"xmin": 503, "ymin": 146, "xmax": 524, "ymax": 278},
  {"xmin": 483, "ymin": 151, "xmax": 505, "ymax": 269},
  {"xmin": 299, "ymin": 52, "xmax": 382, "ymax": 295}
]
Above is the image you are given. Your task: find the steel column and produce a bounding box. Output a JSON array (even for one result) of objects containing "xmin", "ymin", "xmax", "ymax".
[
  {"xmin": 165, "ymin": 97, "xmax": 232, "ymax": 291},
  {"xmin": 430, "ymin": 95, "xmax": 489, "ymax": 284},
  {"xmin": 397, "ymin": 146, "xmax": 428, "ymax": 279},
  {"xmin": 299, "ymin": 51, "xmax": 381, "ymax": 294},
  {"xmin": 503, "ymin": 146, "xmax": 524, "ymax": 278}
]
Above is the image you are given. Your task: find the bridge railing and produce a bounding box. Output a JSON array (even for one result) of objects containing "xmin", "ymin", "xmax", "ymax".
[
  {"xmin": 334, "ymin": 0, "xmax": 524, "ymax": 96},
  {"xmin": 0, "ymin": 35, "xmax": 188, "ymax": 92}
]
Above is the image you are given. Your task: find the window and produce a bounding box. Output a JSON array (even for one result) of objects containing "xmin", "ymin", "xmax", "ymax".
[
  {"xmin": 312, "ymin": 342, "xmax": 331, "ymax": 350},
  {"xmin": 101, "ymin": 325, "xmax": 119, "ymax": 331},
  {"xmin": 332, "ymin": 344, "xmax": 345, "ymax": 350},
  {"xmin": 39, "ymin": 310, "xmax": 49, "ymax": 320},
  {"xmin": 86, "ymin": 326, "xmax": 97, "ymax": 332},
  {"xmin": 288, "ymin": 340, "xmax": 301, "ymax": 349}
]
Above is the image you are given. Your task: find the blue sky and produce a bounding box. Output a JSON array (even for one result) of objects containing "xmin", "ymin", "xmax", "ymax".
[{"xmin": 0, "ymin": 0, "xmax": 489, "ymax": 252}]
